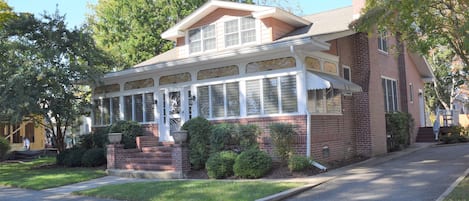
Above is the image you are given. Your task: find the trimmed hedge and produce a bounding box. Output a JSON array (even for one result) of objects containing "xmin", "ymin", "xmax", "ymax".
[
  {"xmin": 233, "ymin": 149, "xmax": 272, "ymax": 179},
  {"xmin": 270, "ymin": 123, "xmax": 296, "ymax": 161},
  {"xmin": 182, "ymin": 117, "xmax": 212, "ymax": 170},
  {"xmin": 57, "ymin": 147, "xmax": 87, "ymax": 167},
  {"xmin": 110, "ymin": 120, "xmax": 143, "ymax": 149},
  {"xmin": 206, "ymin": 151, "xmax": 238, "ymax": 179},
  {"xmin": 210, "ymin": 123, "xmax": 236, "ymax": 153},
  {"xmin": 82, "ymin": 148, "xmax": 106, "ymax": 167}
]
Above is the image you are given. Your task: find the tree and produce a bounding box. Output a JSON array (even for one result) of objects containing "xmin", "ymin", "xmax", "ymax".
[
  {"xmin": 0, "ymin": 10, "xmax": 112, "ymax": 152},
  {"xmin": 352, "ymin": 0, "xmax": 468, "ymax": 73},
  {"xmin": 0, "ymin": 0, "xmax": 15, "ymax": 27},
  {"xmin": 88, "ymin": 0, "xmax": 205, "ymax": 70}
]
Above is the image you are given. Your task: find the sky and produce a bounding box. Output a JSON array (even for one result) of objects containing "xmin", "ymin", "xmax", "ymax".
[{"xmin": 6, "ymin": 0, "xmax": 352, "ymax": 28}]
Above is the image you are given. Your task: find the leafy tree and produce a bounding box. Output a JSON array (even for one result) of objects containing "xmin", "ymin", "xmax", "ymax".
[
  {"xmin": 352, "ymin": 0, "xmax": 468, "ymax": 72},
  {"xmin": 0, "ymin": 9, "xmax": 111, "ymax": 152},
  {"xmin": 0, "ymin": 0, "xmax": 15, "ymax": 27}
]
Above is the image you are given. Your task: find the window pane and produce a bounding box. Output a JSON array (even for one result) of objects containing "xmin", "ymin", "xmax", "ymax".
[
  {"xmin": 111, "ymin": 97, "xmax": 120, "ymax": 123},
  {"xmin": 134, "ymin": 95, "xmax": 143, "ymax": 122},
  {"xmin": 145, "ymin": 93, "xmax": 155, "ymax": 122},
  {"xmin": 202, "ymin": 25, "xmax": 215, "ymax": 38},
  {"xmin": 103, "ymin": 98, "xmax": 110, "ymax": 125},
  {"xmin": 224, "ymin": 20, "xmax": 238, "ymax": 33},
  {"xmin": 263, "ymin": 78, "xmax": 279, "ymax": 114},
  {"xmin": 281, "ymin": 75, "xmax": 297, "ymax": 113},
  {"xmin": 226, "ymin": 82, "xmax": 240, "ymax": 117},
  {"xmin": 190, "ymin": 41, "xmax": 201, "ymax": 53},
  {"xmin": 386, "ymin": 80, "xmax": 393, "ymax": 112},
  {"xmin": 382, "ymin": 79, "xmax": 388, "ymax": 112},
  {"xmin": 197, "ymin": 86, "xmax": 210, "ymax": 118},
  {"xmin": 326, "ymin": 89, "xmax": 341, "ymax": 113},
  {"xmin": 212, "ymin": 84, "xmax": 225, "ymax": 118},
  {"xmin": 392, "ymin": 80, "xmax": 398, "ymax": 112},
  {"xmin": 241, "ymin": 17, "xmax": 255, "ymax": 30},
  {"xmin": 189, "ymin": 29, "xmax": 201, "ymax": 41},
  {"xmin": 124, "ymin": 96, "xmax": 132, "ymax": 121},
  {"xmin": 315, "ymin": 90, "xmax": 325, "ymax": 113},
  {"xmin": 343, "ymin": 68, "xmax": 351, "ymax": 81},
  {"xmin": 246, "ymin": 80, "xmax": 261, "ymax": 115},
  {"xmin": 93, "ymin": 99, "xmax": 101, "ymax": 125},
  {"xmin": 204, "ymin": 38, "xmax": 216, "ymax": 51},
  {"xmin": 241, "ymin": 30, "xmax": 256, "ymax": 43},
  {"xmin": 225, "ymin": 33, "xmax": 239, "ymax": 47}
]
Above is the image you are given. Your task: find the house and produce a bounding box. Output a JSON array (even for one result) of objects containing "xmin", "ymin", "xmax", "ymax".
[
  {"xmin": 0, "ymin": 119, "xmax": 46, "ymax": 151},
  {"xmin": 94, "ymin": 0, "xmax": 433, "ymax": 164}
]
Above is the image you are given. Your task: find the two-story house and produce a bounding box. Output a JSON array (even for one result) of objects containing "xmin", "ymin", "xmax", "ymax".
[{"xmin": 94, "ymin": 0, "xmax": 433, "ymax": 163}]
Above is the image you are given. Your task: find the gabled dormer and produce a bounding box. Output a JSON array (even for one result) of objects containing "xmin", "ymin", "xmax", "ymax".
[{"xmin": 161, "ymin": 0, "xmax": 310, "ymax": 58}]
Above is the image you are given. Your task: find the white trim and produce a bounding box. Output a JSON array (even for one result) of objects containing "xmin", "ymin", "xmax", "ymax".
[{"xmin": 252, "ymin": 7, "xmax": 310, "ymax": 27}]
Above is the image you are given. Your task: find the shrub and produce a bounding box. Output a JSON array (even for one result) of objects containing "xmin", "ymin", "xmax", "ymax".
[
  {"xmin": 233, "ymin": 124, "xmax": 260, "ymax": 152},
  {"xmin": 269, "ymin": 123, "xmax": 296, "ymax": 161},
  {"xmin": 385, "ymin": 112, "xmax": 414, "ymax": 151},
  {"xmin": 182, "ymin": 117, "xmax": 212, "ymax": 170},
  {"xmin": 440, "ymin": 134, "xmax": 468, "ymax": 144},
  {"xmin": 0, "ymin": 137, "xmax": 10, "ymax": 160},
  {"xmin": 57, "ymin": 147, "xmax": 86, "ymax": 167},
  {"xmin": 206, "ymin": 151, "xmax": 238, "ymax": 179},
  {"xmin": 233, "ymin": 148, "xmax": 272, "ymax": 179},
  {"xmin": 81, "ymin": 148, "xmax": 106, "ymax": 167},
  {"xmin": 210, "ymin": 123, "xmax": 236, "ymax": 153},
  {"xmin": 110, "ymin": 121, "xmax": 143, "ymax": 149},
  {"xmin": 288, "ymin": 155, "xmax": 311, "ymax": 172}
]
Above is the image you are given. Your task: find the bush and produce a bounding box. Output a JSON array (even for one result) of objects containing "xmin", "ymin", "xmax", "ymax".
[
  {"xmin": 233, "ymin": 124, "xmax": 260, "ymax": 152},
  {"xmin": 385, "ymin": 112, "xmax": 414, "ymax": 151},
  {"xmin": 206, "ymin": 151, "xmax": 238, "ymax": 179},
  {"xmin": 270, "ymin": 123, "xmax": 296, "ymax": 161},
  {"xmin": 210, "ymin": 124, "xmax": 236, "ymax": 153},
  {"xmin": 110, "ymin": 121, "xmax": 143, "ymax": 149},
  {"xmin": 57, "ymin": 147, "xmax": 86, "ymax": 167},
  {"xmin": 233, "ymin": 149, "xmax": 272, "ymax": 179},
  {"xmin": 0, "ymin": 137, "xmax": 10, "ymax": 160},
  {"xmin": 288, "ymin": 155, "xmax": 311, "ymax": 172},
  {"xmin": 81, "ymin": 148, "xmax": 106, "ymax": 167},
  {"xmin": 182, "ymin": 117, "xmax": 212, "ymax": 170},
  {"xmin": 440, "ymin": 134, "xmax": 468, "ymax": 144}
]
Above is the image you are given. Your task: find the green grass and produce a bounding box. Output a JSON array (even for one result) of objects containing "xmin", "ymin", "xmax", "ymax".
[
  {"xmin": 75, "ymin": 180, "xmax": 304, "ymax": 201},
  {"xmin": 0, "ymin": 157, "xmax": 106, "ymax": 190},
  {"xmin": 445, "ymin": 175, "xmax": 469, "ymax": 201}
]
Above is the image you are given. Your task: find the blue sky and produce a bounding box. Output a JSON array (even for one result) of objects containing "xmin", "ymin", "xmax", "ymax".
[{"xmin": 7, "ymin": 0, "xmax": 352, "ymax": 28}]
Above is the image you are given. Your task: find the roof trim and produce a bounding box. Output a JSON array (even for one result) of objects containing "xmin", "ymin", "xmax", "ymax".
[
  {"xmin": 252, "ymin": 8, "xmax": 310, "ymax": 27},
  {"xmin": 408, "ymin": 51, "xmax": 434, "ymax": 82}
]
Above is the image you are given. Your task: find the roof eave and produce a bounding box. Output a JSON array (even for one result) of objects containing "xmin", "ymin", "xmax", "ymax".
[{"xmin": 252, "ymin": 8, "xmax": 310, "ymax": 27}]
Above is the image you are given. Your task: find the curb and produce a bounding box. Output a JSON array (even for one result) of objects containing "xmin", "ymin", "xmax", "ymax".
[
  {"xmin": 255, "ymin": 182, "xmax": 326, "ymax": 201},
  {"xmin": 435, "ymin": 167, "xmax": 469, "ymax": 201}
]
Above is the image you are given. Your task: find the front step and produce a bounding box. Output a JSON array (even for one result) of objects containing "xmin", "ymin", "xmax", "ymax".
[
  {"xmin": 107, "ymin": 169, "xmax": 184, "ymax": 179},
  {"xmin": 120, "ymin": 163, "xmax": 175, "ymax": 171},
  {"xmin": 123, "ymin": 158, "xmax": 172, "ymax": 165}
]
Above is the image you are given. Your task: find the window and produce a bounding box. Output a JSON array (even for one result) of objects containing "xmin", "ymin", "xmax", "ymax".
[
  {"xmin": 197, "ymin": 82, "xmax": 240, "ymax": 118},
  {"xmin": 111, "ymin": 97, "xmax": 120, "ymax": 123},
  {"xmin": 189, "ymin": 24, "xmax": 216, "ymax": 53},
  {"xmin": 12, "ymin": 124, "xmax": 21, "ymax": 143},
  {"xmin": 25, "ymin": 122, "xmax": 35, "ymax": 143},
  {"xmin": 382, "ymin": 78, "xmax": 398, "ymax": 112},
  {"xmin": 246, "ymin": 75, "xmax": 298, "ymax": 115},
  {"xmin": 308, "ymin": 89, "xmax": 342, "ymax": 114},
  {"xmin": 246, "ymin": 57, "xmax": 296, "ymax": 73},
  {"xmin": 224, "ymin": 17, "xmax": 256, "ymax": 47},
  {"xmin": 409, "ymin": 83, "xmax": 414, "ymax": 103},
  {"xmin": 123, "ymin": 93, "xmax": 155, "ymax": 123},
  {"xmin": 378, "ymin": 30, "xmax": 388, "ymax": 52},
  {"xmin": 94, "ymin": 97, "xmax": 122, "ymax": 125},
  {"xmin": 343, "ymin": 66, "xmax": 351, "ymax": 81},
  {"xmin": 102, "ymin": 98, "xmax": 110, "ymax": 125}
]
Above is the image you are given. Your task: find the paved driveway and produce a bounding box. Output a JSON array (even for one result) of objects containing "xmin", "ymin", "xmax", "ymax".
[{"xmin": 288, "ymin": 143, "xmax": 469, "ymax": 201}]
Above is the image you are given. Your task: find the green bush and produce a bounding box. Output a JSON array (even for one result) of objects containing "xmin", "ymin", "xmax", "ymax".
[
  {"xmin": 233, "ymin": 124, "xmax": 260, "ymax": 152},
  {"xmin": 0, "ymin": 137, "xmax": 10, "ymax": 160},
  {"xmin": 57, "ymin": 147, "xmax": 86, "ymax": 167},
  {"xmin": 441, "ymin": 134, "xmax": 468, "ymax": 144},
  {"xmin": 269, "ymin": 123, "xmax": 296, "ymax": 161},
  {"xmin": 182, "ymin": 117, "xmax": 212, "ymax": 170},
  {"xmin": 206, "ymin": 151, "xmax": 238, "ymax": 179},
  {"xmin": 110, "ymin": 120, "xmax": 143, "ymax": 149},
  {"xmin": 210, "ymin": 123, "xmax": 236, "ymax": 153},
  {"xmin": 233, "ymin": 149, "xmax": 272, "ymax": 179},
  {"xmin": 81, "ymin": 148, "xmax": 106, "ymax": 167},
  {"xmin": 288, "ymin": 155, "xmax": 311, "ymax": 172},
  {"xmin": 385, "ymin": 112, "xmax": 414, "ymax": 151}
]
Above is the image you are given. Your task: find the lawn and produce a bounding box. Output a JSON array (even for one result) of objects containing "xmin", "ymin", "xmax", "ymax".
[
  {"xmin": 75, "ymin": 180, "xmax": 305, "ymax": 201},
  {"xmin": 0, "ymin": 157, "xmax": 106, "ymax": 190},
  {"xmin": 445, "ymin": 174, "xmax": 469, "ymax": 201}
]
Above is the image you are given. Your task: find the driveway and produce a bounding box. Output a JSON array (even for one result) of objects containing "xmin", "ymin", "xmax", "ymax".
[{"xmin": 287, "ymin": 143, "xmax": 469, "ymax": 201}]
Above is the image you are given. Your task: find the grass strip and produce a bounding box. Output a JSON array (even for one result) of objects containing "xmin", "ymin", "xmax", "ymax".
[{"xmin": 445, "ymin": 175, "xmax": 469, "ymax": 201}]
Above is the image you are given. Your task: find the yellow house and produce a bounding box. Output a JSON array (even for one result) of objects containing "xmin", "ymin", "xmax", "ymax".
[{"xmin": 0, "ymin": 119, "xmax": 46, "ymax": 151}]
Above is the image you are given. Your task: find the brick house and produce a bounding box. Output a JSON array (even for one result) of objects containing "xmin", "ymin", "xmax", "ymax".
[{"xmin": 95, "ymin": 0, "xmax": 433, "ymax": 166}]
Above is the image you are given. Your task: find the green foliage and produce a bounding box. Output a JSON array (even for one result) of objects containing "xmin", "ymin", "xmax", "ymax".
[
  {"xmin": 440, "ymin": 126, "xmax": 469, "ymax": 144},
  {"xmin": 233, "ymin": 124, "xmax": 260, "ymax": 152},
  {"xmin": 78, "ymin": 129, "xmax": 109, "ymax": 149},
  {"xmin": 206, "ymin": 151, "xmax": 238, "ymax": 179},
  {"xmin": 0, "ymin": 137, "xmax": 10, "ymax": 160},
  {"xmin": 81, "ymin": 148, "xmax": 106, "ymax": 167},
  {"xmin": 385, "ymin": 112, "xmax": 414, "ymax": 151},
  {"xmin": 57, "ymin": 147, "xmax": 87, "ymax": 167},
  {"xmin": 182, "ymin": 117, "xmax": 212, "ymax": 170},
  {"xmin": 210, "ymin": 123, "xmax": 236, "ymax": 153},
  {"xmin": 233, "ymin": 149, "xmax": 272, "ymax": 179},
  {"xmin": 288, "ymin": 155, "xmax": 310, "ymax": 172},
  {"xmin": 269, "ymin": 123, "xmax": 296, "ymax": 161},
  {"xmin": 110, "ymin": 121, "xmax": 143, "ymax": 149}
]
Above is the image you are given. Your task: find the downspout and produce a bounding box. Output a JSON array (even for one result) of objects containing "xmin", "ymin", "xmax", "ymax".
[{"xmin": 306, "ymin": 110, "xmax": 311, "ymax": 158}]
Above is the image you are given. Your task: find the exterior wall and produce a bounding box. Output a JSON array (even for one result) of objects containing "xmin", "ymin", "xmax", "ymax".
[
  {"xmin": 260, "ymin": 17, "xmax": 295, "ymax": 41},
  {"xmin": 323, "ymin": 39, "xmax": 338, "ymax": 56},
  {"xmin": 404, "ymin": 51, "xmax": 426, "ymax": 143},
  {"xmin": 189, "ymin": 8, "xmax": 251, "ymax": 29},
  {"xmin": 3, "ymin": 122, "xmax": 46, "ymax": 151}
]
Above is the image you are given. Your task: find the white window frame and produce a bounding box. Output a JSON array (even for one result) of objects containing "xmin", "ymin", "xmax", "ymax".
[
  {"xmin": 308, "ymin": 88, "xmax": 342, "ymax": 115},
  {"xmin": 122, "ymin": 93, "xmax": 155, "ymax": 123},
  {"xmin": 224, "ymin": 16, "xmax": 256, "ymax": 48},
  {"xmin": 196, "ymin": 82, "xmax": 240, "ymax": 119},
  {"xmin": 378, "ymin": 30, "xmax": 388, "ymax": 53},
  {"xmin": 188, "ymin": 24, "xmax": 216, "ymax": 54},
  {"xmin": 382, "ymin": 77, "xmax": 398, "ymax": 113},
  {"xmin": 93, "ymin": 96, "xmax": 120, "ymax": 126}
]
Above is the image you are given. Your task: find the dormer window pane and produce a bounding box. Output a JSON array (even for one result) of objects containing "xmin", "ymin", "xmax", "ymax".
[
  {"xmin": 241, "ymin": 30, "xmax": 255, "ymax": 44},
  {"xmin": 202, "ymin": 25, "xmax": 216, "ymax": 51},
  {"xmin": 189, "ymin": 29, "xmax": 201, "ymax": 53},
  {"xmin": 241, "ymin": 17, "xmax": 255, "ymax": 30},
  {"xmin": 225, "ymin": 19, "xmax": 239, "ymax": 47},
  {"xmin": 189, "ymin": 24, "xmax": 216, "ymax": 53}
]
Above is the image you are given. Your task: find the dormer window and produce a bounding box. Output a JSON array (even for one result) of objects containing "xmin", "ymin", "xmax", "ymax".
[
  {"xmin": 224, "ymin": 17, "xmax": 256, "ymax": 47},
  {"xmin": 189, "ymin": 24, "xmax": 216, "ymax": 53}
]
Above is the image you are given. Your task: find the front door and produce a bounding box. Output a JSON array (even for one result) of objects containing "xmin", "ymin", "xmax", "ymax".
[{"xmin": 160, "ymin": 88, "xmax": 190, "ymax": 141}]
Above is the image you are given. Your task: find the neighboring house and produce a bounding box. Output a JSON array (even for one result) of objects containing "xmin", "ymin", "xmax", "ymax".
[
  {"xmin": 93, "ymin": 0, "xmax": 433, "ymax": 162},
  {"xmin": 0, "ymin": 119, "xmax": 46, "ymax": 151}
]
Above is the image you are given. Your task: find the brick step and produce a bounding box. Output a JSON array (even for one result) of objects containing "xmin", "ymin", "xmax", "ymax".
[
  {"xmin": 124, "ymin": 158, "xmax": 172, "ymax": 165},
  {"xmin": 132, "ymin": 152, "xmax": 172, "ymax": 158},
  {"xmin": 141, "ymin": 146, "xmax": 172, "ymax": 153},
  {"xmin": 137, "ymin": 136, "xmax": 160, "ymax": 149},
  {"xmin": 119, "ymin": 163, "xmax": 175, "ymax": 171}
]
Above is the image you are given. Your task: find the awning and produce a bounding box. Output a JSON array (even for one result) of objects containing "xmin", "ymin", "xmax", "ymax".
[{"xmin": 306, "ymin": 71, "xmax": 363, "ymax": 92}]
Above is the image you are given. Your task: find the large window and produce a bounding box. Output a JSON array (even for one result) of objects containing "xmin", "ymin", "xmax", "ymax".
[
  {"xmin": 378, "ymin": 30, "xmax": 388, "ymax": 53},
  {"xmin": 123, "ymin": 93, "xmax": 155, "ymax": 123},
  {"xmin": 246, "ymin": 75, "xmax": 298, "ymax": 116},
  {"xmin": 224, "ymin": 17, "xmax": 256, "ymax": 47},
  {"xmin": 94, "ymin": 97, "xmax": 119, "ymax": 125},
  {"xmin": 189, "ymin": 24, "xmax": 216, "ymax": 53},
  {"xmin": 382, "ymin": 78, "xmax": 398, "ymax": 112},
  {"xmin": 197, "ymin": 82, "xmax": 240, "ymax": 118},
  {"xmin": 308, "ymin": 89, "xmax": 341, "ymax": 114}
]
